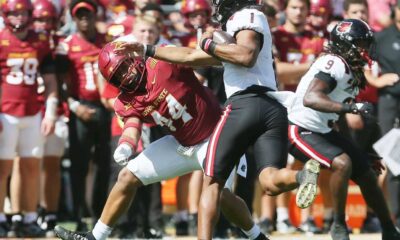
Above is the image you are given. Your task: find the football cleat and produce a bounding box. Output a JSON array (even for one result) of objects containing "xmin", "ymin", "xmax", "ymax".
[
  {"xmin": 296, "ymin": 159, "xmax": 320, "ymax": 209},
  {"xmin": 382, "ymin": 228, "xmax": 400, "ymax": 240},
  {"xmin": 330, "ymin": 222, "xmax": 350, "ymax": 240},
  {"xmin": 54, "ymin": 225, "xmax": 95, "ymax": 240}
]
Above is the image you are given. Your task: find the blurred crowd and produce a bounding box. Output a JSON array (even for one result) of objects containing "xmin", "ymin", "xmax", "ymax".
[{"xmin": 0, "ymin": 0, "xmax": 399, "ymax": 237}]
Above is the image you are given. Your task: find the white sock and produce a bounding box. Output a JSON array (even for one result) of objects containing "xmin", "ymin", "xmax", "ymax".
[
  {"xmin": 0, "ymin": 213, "xmax": 6, "ymax": 222},
  {"xmin": 23, "ymin": 212, "xmax": 38, "ymax": 223},
  {"xmin": 92, "ymin": 220, "xmax": 113, "ymax": 240},
  {"xmin": 324, "ymin": 208, "xmax": 333, "ymax": 220},
  {"xmin": 12, "ymin": 214, "xmax": 23, "ymax": 222},
  {"xmin": 242, "ymin": 224, "xmax": 261, "ymax": 239},
  {"xmin": 277, "ymin": 207, "xmax": 289, "ymax": 222}
]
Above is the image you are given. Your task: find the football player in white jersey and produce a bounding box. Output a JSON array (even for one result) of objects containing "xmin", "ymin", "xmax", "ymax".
[
  {"xmin": 287, "ymin": 19, "xmax": 400, "ymax": 240},
  {"xmin": 114, "ymin": 0, "xmax": 320, "ymax": 238}
]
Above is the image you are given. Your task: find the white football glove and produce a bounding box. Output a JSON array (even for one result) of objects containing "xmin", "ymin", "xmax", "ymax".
[{"xmin": 113, "ymin": 143, "xmax": 133, "ymax": 166}]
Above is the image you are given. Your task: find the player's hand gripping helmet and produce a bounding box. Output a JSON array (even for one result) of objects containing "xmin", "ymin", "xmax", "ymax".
[
  {"xmin": 212, "ymin": 0, "xmax": 257, "ymax": 25},
  {"xmin": 98, "ymin": 42, "xmax": 147, "ymax": 93},
  {"xmin": 1, "ymin": 0, "xmax": 33, "ymax": 32},
  {"xmin": 32, "ymin": 0, "xmax": 57, "ymax": 31}
]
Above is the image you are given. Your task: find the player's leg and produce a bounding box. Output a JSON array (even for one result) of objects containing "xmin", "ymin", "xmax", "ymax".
[
  {"xmin": 342, "ymin": 139, "xmax": 400, "ymax": 239},
  {"xmin": 174, "ymin": 173, "xmax": 190, "ymax": 236},
  {"xmin": 13, "ymin": 113, "xmax": 45, "ymax": 237},
  {"xmin": 68, "ymin": 113, "xmax": 93, "ymax": 228},
  {"xmin": 55, "ymin": 135, "xmax": 202, "ymax": 240},
  {"xmin": 0, "ymin": 113, "xmax": 17, "ymax": 237},
  {"xmin": 40, "ymin": 120, "xmax": 67, "ymax": 236},
  {"xmin": 200, "ymin": 100, "xmax": 254, "ymax": 240},
  {"xmin": 255, "ymin": 99, "xmax": 299, "ymax": 196}
]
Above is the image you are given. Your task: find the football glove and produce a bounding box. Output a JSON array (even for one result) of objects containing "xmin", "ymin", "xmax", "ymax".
[{"xmin": 113, "ymin": 143, "xmax": 133, "ymax": 166}]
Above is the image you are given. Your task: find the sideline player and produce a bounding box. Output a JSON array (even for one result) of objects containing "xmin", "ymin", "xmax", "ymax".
[
  {"xmin": 287, "ymin": 19, "xmax": 400, "ymax": 240},
  {"xmin": 0, "ymin": 0, "xmax": 58, "ymax": 237},
  {"xmin": 53, "ymin": 41, "xmax": 269, "ymax": 240}
]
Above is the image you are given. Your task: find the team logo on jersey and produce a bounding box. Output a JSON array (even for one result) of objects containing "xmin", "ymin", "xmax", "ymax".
[
  {"xmin": 71, "ymin": 46, "xmax": 82, "ymax": 52},
  {"xmin": 336, "ymin": 22, "xmax": 352, "ymax": 33},
  {"xmin": 1, "ymin": 40, "xmax": 10, "ymax": 46}
]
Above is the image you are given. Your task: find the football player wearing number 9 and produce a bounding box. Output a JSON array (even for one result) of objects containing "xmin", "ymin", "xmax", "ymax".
[
  {"xmin": 54, "ymin": 41, "xmax": 269, "ymax": 240},
  {"xmin": 55, "ymin": 0, "xmax": 111, "ymax": 230},
  {"xmin": 287, "ymin": 19, "xmax": 400, "ymax": 240},
  {"xmin": 0, "ymin": 0, "xmax": 58, "ymax": 237},
  {"xmin": 112, "ymin": 0, "xmax": 320, "ymax": 238}
]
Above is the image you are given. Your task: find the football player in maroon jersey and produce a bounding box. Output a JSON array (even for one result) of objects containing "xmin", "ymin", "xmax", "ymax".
[
  {"xmin": 55, "ymin": 0, "xmax": 111, "ymax": 230},
  {"xmin": 32, "ymin": 0, "xmax": 67, "ymax": 236},
  {"xmin": 0, "ymin": 0, "xmax": 58, "ymax": 237},
  {"xmin": 53, "ymin": 41, "xmax": 269, "ymax": 240}
]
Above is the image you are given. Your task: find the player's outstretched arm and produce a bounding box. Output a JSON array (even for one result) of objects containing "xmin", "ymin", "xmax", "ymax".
[{"xmin": 113, "ymin": 42, "xmax": 220, "ymax": 67}]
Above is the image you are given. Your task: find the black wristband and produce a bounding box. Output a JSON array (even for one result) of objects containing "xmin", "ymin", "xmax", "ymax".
[
  {"xmin": 200, "ymin": 38, "xmax": 217, "ymax": 55},
  {"xmin": 145, "ymin": 45, "xmax": 156, "ymax": 57},
  {"xmin": 341, "ymin": 103, "xmax": 356, "ymax": 113}
]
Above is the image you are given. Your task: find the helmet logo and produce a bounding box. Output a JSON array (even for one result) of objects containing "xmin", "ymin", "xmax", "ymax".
[{"xmin": 336, "ymin": 22, "xmax": 352, "ymax": 33}]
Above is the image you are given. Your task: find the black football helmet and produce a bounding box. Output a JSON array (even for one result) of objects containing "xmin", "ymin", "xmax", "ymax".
[
  {"xmin": 329, "ymin": 19, "xmax": 374, "ymax": 87},
  {"xmin": 212, "ymin": 0, "xmax": 257, "ymax": 25}
]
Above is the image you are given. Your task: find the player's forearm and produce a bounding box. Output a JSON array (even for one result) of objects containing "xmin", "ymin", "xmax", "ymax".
[
  {"xmin": 154, "ymin": 46, "xmax": 217, "ymax": 67},
  {"xmin": 43, "ymin": 73, "xmax": 58, "ymax": 99},
  {"xmin": 213, "ymin": 44, "xmax": 258, "ymax": 67},
  {"xmin": 303, "ymin": 91, "xmax": 344, "ymax": 113},
  {"xmin": 119, "ymin": 117, "xmax": 142, "ymax": 150}
]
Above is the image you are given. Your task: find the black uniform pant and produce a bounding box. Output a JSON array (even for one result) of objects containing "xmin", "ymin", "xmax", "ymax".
[{"xmin": 69, "ymin": 101, "xmax": 111, "ymax": 221}]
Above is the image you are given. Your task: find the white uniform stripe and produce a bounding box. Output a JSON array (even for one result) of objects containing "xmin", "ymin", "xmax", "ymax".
[
  {"xmin": 289, "ymin": 125, "xmax": 331, "ymax": 167},
  {"xmin": 205, "ymin": 105, "xmax": 232, "ymax": 176}
]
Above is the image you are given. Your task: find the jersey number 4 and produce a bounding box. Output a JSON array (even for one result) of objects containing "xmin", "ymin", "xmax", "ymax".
[
  {"xmin": 150, "ymin": 94, "xmax": 193, "ymax": 132},
  {"xmin": 6, "ymin": 58, "xmax": 38, "ymax": 85}
]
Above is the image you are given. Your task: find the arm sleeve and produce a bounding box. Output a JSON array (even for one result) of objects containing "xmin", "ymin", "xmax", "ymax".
[
  {"xmin": 314, "ymin": 71, "xmax": 337, "ymax": 92},
  {"xmin": 314, "ymin": 55, "xmax": 348, "ymax": 85}
]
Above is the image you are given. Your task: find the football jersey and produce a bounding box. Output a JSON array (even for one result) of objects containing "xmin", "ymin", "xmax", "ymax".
[
  {"xmin": 114, "ymin": 59, "xmax": 221, "ymax": 146},
  {"xmin": 273, "ymin": 26, "xmax": 327, "ymax": 91},
  {"xmin": 223, "ymin": 8, "xmax": 277, "ymax": 97},
  {"xmin": 289, "ymin": 54, "xmax": 359, "ymax": 133},
  {"xmin": 55, "ymin": 33, "xmax": 107, "ymax": 101},
  {"xmin": 0, "ymin": 28, "xmax": 53, "ymax": 117}
]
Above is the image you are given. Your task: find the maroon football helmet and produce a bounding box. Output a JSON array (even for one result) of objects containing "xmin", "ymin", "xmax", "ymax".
[
  {"xmin": 98, "ymin": 42, "xmax": 147, "ymax": 93},
  {"xmin": 309, "ymin": 0, "xmax": 331, "ymax": 16},
  {"xmin": 1, "ymin": 0, "xmax": 33, "ymax": 32},
  {"xmin": 32, "ymin": 0, "xmax": 57, "ymax": 31},
  {"xmin": 181, "ymin": 0, "xmax": 211, "ymax": 17}
]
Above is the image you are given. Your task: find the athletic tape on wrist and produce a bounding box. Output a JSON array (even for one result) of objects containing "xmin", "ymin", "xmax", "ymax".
[
  {"xmin": 145, "ymin": 44, "xmax": 156, "ymax": 57},
  {"xmin": 200, "ymin": 38, "xmax": 217, "ymax": 55},
  {"xmin": 118, "ymin": 135, "xmax": 137, "ymax": 151},
  {"xmin": 44, "ymin": 97, "xmax": 59, "ymax": 120},
  {"xmin": 123, "ymin": 122, "xmax": 142, "ymax": 132}
]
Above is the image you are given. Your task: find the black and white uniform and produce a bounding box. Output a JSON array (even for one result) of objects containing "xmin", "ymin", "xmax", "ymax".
[
  {"xmin": 288, "ymin": 54, "xmax": 371, "ymax": 179},
  {"xmin": 204, "ymin": 8, "xmax": 288, "ymax": 180}
]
